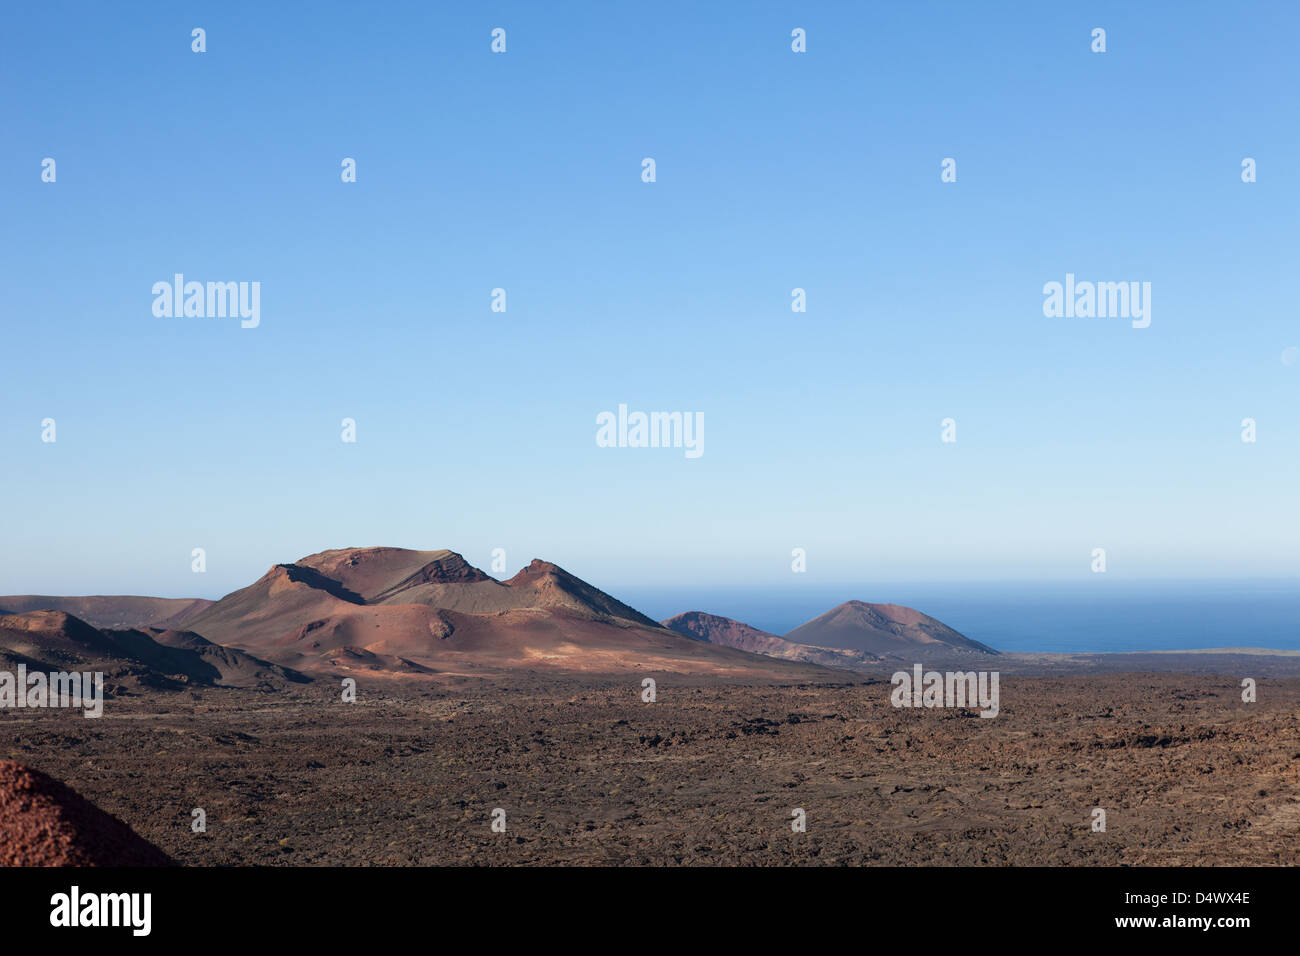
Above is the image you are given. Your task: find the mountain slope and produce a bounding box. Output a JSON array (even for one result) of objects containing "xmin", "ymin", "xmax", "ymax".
[
  {"xmin": 506, "ymin": 560, "xmax": 660, "ymax": 625},
  {"xmin": 0, "ymin": 610, "xmax": 309, "ymax": 690},
  {"xmin": 784, "ymin": 601, "xmax": 996, "ymax": 657},
  {"xmin": 662, "ymin": 611, "xmax": 880, "ymax": 669},
  {"xmin": 0, "ymin": 595, "xmax": 213, "ymax": 631},
  {"xmin": 291, "ymin": 548, "xmax": 660, "ymax": 624}
]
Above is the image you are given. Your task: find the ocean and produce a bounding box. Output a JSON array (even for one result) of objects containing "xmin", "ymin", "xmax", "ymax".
[{"xmin": 616, "ymin": 580, "xmax": 1300, "ymax": 654}]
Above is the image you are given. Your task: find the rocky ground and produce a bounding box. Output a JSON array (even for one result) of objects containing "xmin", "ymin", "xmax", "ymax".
[{"xmin": 3, "ymin": 670, "xmax": 1297, "ymax": 865}]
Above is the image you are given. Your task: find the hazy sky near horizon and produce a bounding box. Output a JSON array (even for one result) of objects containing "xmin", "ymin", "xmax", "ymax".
[{"xmin": 2, "ymin": 2, "xmax": 1298, "ymax": 599}]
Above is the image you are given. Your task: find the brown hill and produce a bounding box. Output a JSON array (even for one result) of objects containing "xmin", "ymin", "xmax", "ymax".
[
  {"xmin": 297, "ymin": 547, "xmax": 491, "ymax": 602},
  {"xmin": 662, "ymin": 611, "xmax": 880, "ymax": 669},
  {"xmin": 134, "ymin": 627, "xmax": 312, "ymax": 689},
  {"xmin": 505, "ymin": 560, "xmax": 660, "ymax": 625},
  {"xmin": 0, "ymin": 610, "xmax": 309, "ymax": 691},
  {"xmin": 0, "ymin": 761, "xmax": 174, "ymax": 866},
  {"xmin": 0, "ymin": 595, "xmax": 213, "ymax": 631},
  {"xmin": 290, "ymin": 548, "xmax": 660, "ymax": 624},
  {"xmin": 784, "ymin": 601, "xmax": 995, "ymax": 657},
  {"xmin": 181, "ymin": 547, "xmax": 828, "ymax": 678}
]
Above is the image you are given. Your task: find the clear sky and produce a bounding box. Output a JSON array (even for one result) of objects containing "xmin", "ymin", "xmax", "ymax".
[{"xmin": 2, "ymin": 1, "xmax": 1298, "ymax": 600}]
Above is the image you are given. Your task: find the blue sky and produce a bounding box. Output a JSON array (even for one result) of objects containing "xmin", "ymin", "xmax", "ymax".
[{"xmin": 2, "ymin": 1, "xmax": 1298, "ymax": 600}]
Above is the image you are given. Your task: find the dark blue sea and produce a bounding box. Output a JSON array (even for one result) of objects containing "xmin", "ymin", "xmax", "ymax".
[{"xmin": 616, "ymin": 580, "xmax": 1300, "ymax": 654}]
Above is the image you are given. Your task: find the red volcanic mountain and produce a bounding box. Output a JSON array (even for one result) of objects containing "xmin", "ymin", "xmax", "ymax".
[
  {"xmin": 0, "ymin": 609, "xmax": 308, "ymax": 690},
  {"xmin": 291, "ymin": 547, "xmax": 659, "ymax": 624},
  {"xmin": 783, "ymin": 600, "xmax": 995, "ymax": 657},
  {"xmin": 661, "ymin": 611, "xmax": 880, "ymax": 669},
  {"xmin": 179, "ymin": 548, "xmax": 826, "ymax": 678}
]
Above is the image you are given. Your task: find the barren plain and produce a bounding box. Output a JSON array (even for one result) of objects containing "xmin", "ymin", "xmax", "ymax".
[{"xmin": 5, "ymin": 665, "xmax": 1297, "ymax": 866}]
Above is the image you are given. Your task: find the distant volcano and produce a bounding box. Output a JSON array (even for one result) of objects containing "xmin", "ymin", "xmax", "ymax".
[{"xmin": 784, "ymin": 601, "xmax": 996, "ymax": 657}]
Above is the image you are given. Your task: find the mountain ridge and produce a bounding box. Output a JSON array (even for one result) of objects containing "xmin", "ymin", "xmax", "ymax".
[
  {"xmin": 175, "ymin": 547, "xmax": 829, "ymax": 678},
  {"xmin": 0, "ymin": 609, "xmax": 309, "ymax": 690},
  {"xmin": 0, "ymin": 595, "xmax": 213, "ymax": 631},
  {"xmin": 3, "ymin": 551, "xmax": 991, "ymax": 678}
]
